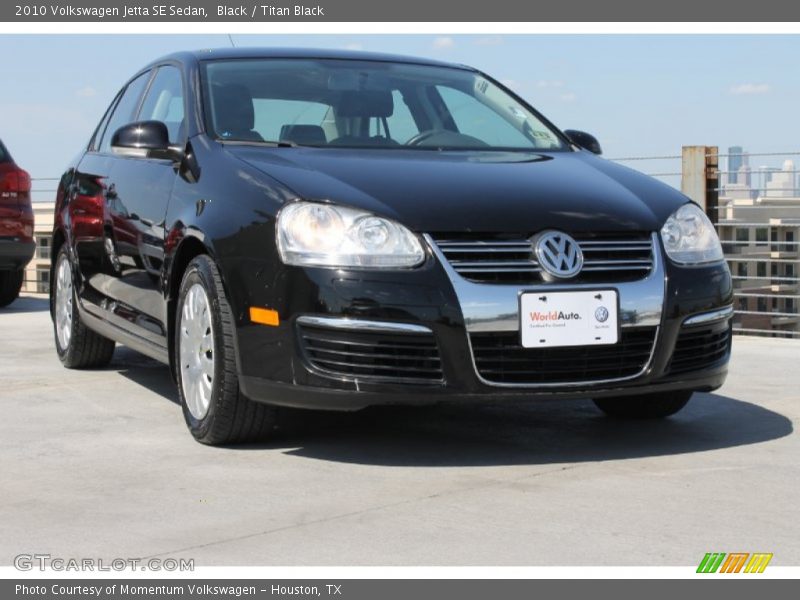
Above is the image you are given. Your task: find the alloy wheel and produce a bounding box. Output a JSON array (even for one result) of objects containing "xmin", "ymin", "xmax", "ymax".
[
  {"xmin": 55, "ymin": 256, "xmax": 73, "ymax": 350},
  {"xmin": 179, "ymin": 283, "xmax": 215, "ymax": 419}
]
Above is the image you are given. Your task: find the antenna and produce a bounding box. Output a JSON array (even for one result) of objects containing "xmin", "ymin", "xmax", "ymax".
[{"xmin": 227, "ymin": 34, "xmax": 236, "ymax": 48}]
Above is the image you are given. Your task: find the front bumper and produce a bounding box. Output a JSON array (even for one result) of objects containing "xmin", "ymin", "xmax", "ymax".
[
  {"xmin": 230, "ymin": 236, "xmax": 734, "ymax": 411},
  {"xmin": 0, "ymin": 239, "xmax": 35, "ymax": 270}
]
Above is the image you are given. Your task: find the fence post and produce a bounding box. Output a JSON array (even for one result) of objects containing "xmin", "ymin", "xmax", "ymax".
[{"xmin": 681, "ymin": 145, "xmax": 719, "ymax": 225}]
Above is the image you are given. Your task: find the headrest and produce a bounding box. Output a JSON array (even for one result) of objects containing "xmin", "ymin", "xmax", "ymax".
[
  {"xmin": 336, "ymin": 90, "xmax": 394, "ymax": 118},
  {"xmin": 279, "ymin": 125, "xmax": 327, "ymax": 146}
]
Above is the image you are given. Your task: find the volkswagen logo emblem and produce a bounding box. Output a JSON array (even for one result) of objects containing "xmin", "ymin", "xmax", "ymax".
[{"xmin": 533, "ymin": 231, "xmax": 583, "ymax": 280}]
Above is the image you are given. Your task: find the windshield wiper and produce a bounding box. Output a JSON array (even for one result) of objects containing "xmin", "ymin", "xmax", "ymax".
[{"xmin": 220, "ymin": 139, "xmax": 300, "ymax": 148}]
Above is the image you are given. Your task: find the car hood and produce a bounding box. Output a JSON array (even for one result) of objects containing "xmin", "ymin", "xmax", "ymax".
[{"xmin": 227, "ymin": 146, "xmax": 687, "ymax": 233}]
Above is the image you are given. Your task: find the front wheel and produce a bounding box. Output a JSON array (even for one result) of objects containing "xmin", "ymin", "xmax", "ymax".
[
  {"xmin": 0, "ymin": 268, "xmax": 24, "ymax": 307},
  {"xmin": 53, "ymin": 247, "xmax": 115, "ymax": 368},
  {"xmin": 175, "ymin": 255, "xmax": 277, "ymax": 445},
  {"xmin": 593, "ymin": 391, "xmax": 693, "ymax": 419}
]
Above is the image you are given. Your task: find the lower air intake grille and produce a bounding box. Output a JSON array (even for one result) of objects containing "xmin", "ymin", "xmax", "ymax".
[
  {"xmin": 470, "ymin": 327, "xmax": 657, "ymax": 385},
  {"xmin": 298, "ymin": 323, "xmax": 443, "ymax": 384},
  {"xmin": 668, "ymin": 319, "xmax": 732, "ymax": 374}
]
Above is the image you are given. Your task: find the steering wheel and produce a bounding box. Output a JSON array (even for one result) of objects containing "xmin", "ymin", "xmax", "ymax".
[
  {"xmin": 405, "ymin": 130, "xmax": 444, "ymax": 146},
  {"xmin": 405, "ymin": 129, "xmax": 490, "ymax": 148}
]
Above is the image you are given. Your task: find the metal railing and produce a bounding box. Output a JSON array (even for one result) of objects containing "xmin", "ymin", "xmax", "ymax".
[
  {"xmin": 30, "ymin": 177, "xmax": 59, "ymax": 204},
  {"xmin": 613, "ymin": 148, "xmax": 800, "ymax": 339},
  {"xmin": 22, "ymin": 272, "xmax": 50, "ymax": 295}
]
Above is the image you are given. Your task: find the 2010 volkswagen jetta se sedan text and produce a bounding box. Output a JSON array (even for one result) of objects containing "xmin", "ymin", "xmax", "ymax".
[{"xmin": 50, "ymin": 48, "xmax": 734, "ymax": 444}]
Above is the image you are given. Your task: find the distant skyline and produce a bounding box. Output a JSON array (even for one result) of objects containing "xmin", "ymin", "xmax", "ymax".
[
  {"xmin": 722, "ymin": 147, "xmax": 800, "ymax": 199},
  {"xmin": 1, "ymin": 34, "xmax": 799, "ymax": 197}
]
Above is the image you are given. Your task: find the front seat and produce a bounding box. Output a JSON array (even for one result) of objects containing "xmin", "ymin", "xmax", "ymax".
[
  {"xmin": 279, "ymin": 124, "xmax": 327, "ymax": 146},
  {"xmin": 210, "ymin": 84, "xmax": 264, "ymax": 141}
]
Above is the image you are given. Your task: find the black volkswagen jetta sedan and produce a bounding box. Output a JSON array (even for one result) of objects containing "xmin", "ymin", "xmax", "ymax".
[{"xmin": 51, "ymin": 48, "xmax": 733, "ymax": 444}]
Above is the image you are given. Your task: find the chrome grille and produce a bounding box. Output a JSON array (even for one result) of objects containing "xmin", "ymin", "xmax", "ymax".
[{"xmin": 431, "ymin": 232, "xmax": 654, "ymax": 284}]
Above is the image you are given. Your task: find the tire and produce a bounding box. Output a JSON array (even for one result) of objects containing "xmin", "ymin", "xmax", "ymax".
[
  {"xmin": 0, "ymin": 268, "xmax": 23, "ymax": 307},
  {"xmin": 53, "ymin": 246, "xmax": 115, "ymax": 368},
  {"xmin": 593, "ymin": 391, "xmax": 693, "ymax": 419},
  {"xmin": 175, "ymin": 254, "xmax": 277, "ymax": 445}
]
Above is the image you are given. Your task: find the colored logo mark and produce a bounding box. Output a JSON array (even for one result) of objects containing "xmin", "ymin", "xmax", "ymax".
[{"xmin": 697, "ymin": 552, "xmax": 773, "ymax": 573}]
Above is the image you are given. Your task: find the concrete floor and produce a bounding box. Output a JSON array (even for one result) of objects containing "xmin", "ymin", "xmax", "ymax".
[{"xmin": 1, "ymin": 294, "xmax": 798, "ymax": 566}]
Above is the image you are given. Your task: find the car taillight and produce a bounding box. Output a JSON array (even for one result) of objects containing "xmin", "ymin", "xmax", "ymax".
[
  {"xmin": 0, "ymin": 167, "xmax": 31, "ymax": 193},
  {"xmin": 3, "ymin": 168, "xmax": 32, "ymax": 192},
  {"xmin": 0, "ymin": 166, "xmax": 31, "ymax": 205}
]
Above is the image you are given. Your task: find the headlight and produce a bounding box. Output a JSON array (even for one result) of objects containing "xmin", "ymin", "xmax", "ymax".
[
  {"xmin": 276, "ymin": 201, "xmax": 425, "ymax": 268},
  {"xmin": 660, "ymin": 203, "xmax": 724, "ymax": 265}
]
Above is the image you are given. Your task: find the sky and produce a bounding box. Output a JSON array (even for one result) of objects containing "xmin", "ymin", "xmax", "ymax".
[{"xmin": 1, "ymin": 34, "xmax": 798, "ymax": 198}]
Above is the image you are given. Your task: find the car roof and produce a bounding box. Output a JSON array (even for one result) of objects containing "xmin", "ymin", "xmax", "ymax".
[{"xmin": 147, "ymin": 47, "xmax": 475, "ymax": 71}]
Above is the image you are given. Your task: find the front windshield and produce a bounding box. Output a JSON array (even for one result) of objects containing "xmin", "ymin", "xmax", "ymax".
[{"xmin": 201, "ymin": 58, "xmax": 567, "ymax": 151}]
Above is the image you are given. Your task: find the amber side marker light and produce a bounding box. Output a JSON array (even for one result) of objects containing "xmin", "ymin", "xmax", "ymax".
[{"xmin": 249, "ymin": 307, "xmax": 280, "ymax": 326}]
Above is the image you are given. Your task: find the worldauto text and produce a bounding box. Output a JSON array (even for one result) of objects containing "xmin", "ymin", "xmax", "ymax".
[{"xmin": 529, "ymin": 310, "xmax": 582, "ymax": 321}]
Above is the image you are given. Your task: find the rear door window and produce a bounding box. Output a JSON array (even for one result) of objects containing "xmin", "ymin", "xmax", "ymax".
[
  {"xmin": 89, "ymin": 93, "xmax": 121, "ymax": 152},
  {"xmin": 137, "ymin": 65, "xmax": 186, "ymax": 145},
  {"xmin": 99, "ymin": 71, "xmax": 151, "ymax": 154}
]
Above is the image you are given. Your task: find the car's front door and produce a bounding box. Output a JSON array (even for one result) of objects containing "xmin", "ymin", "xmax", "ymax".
[
  {"xmin": 101, "ymin": 64, "xmax": 187, "ymax": 346},
  {"xmin": 71, "ymin": 69, "xmax": 150, "ymax": 325}
]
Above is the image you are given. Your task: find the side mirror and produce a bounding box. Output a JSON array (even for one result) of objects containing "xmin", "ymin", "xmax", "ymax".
[
  {"xmin": 111, "ymin": 121, "xmax": 182, "ymax": 161},
  {"xmin": 563, "ymin": 129, "xmax": 602, "ymax": 155}
]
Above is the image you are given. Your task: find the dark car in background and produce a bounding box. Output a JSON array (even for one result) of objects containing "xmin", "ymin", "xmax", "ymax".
[
  {"xmin": 51, "ymin": 49, "xmax": 733, "ymax": 445},
  {"xmin": 0, "ymin": 138, "xmax": 34, "ymax": 307}
]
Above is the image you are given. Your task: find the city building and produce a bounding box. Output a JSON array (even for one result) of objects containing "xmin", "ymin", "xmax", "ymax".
[
  {"xmin": 718, "ymin": 159, "xmax": 799, "ymax": 338},
  {"xmin": 23, "ymin": 201, "xmax": 54, "ymax": 294},
  {"xmin": 723, "ymin": 165, "xmax": 753, "ymax": 200},
  {"xmin": 752, "ymin": 165, "xmax": 780, "ymax": 200},
  {"xmin": 727, "ymin": 145, "xmax": 747, "ymax": 185},
  {"xmin": 765, "ymin": 159, "xmax": 798, "ymax": 197}
]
